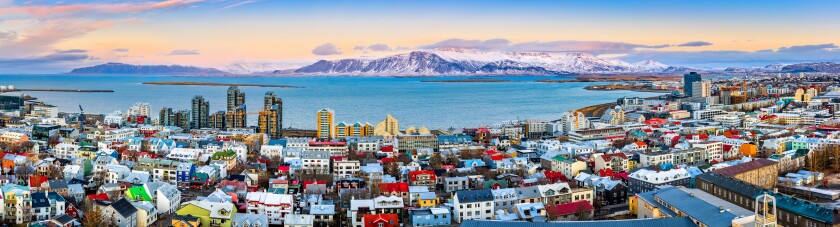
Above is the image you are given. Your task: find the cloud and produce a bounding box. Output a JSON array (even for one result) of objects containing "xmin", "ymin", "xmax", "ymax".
[
  {"xmin": 417, "ymin": 38, "xmax": 670, "ymax": 54},
  {"xmin": 0, "ymin": 19, "xmax": 114, "ymax": 57},
  {"xmin": 56, "ymin": 49, "xmax": 87, "ymax": 54},
  {"xmin": 0, "ymin": 31, "xmax": 17, "ymax": 42},
  {"xmin": 311, "ymin": 43, "xmax": 343, "ymax": 55},
  {"xmin": 0, "ymin": 0, "xmax": 205, "ymax": 18},
  {"xmin": 0, "ymin": 50, "xmax": 90, "ymax": 72},
  {"xmin": 419, "ymin": 38, "xmax": 512, "ymax": 50},
  {"xmin": 619, "ymin": 46, "xmax": 840, "ymax": 67},
  {"xmin": 353, "ymin": 43, "xmax": 392, "ymax": 52},
  {"xmin": 113, "ymin": 48, "xmax": 130, "ymax": 52},
  {"xmin": 677, "ymin": 41, "xmax": 713, "ymax": 47},
  {"xmin": 777, "ymin": 43, "xmax": 838, "ymax": 53},
  {"xmin": 168, "ymin": 49, "xmax": 201, "ymax": 55},
  {"xmin": 367, "ymin": 43, "xmax": 391, "ymax": 51},
  {"xmin": 221, "ymin": 0, "xmax": 257, "ymax": 10}
]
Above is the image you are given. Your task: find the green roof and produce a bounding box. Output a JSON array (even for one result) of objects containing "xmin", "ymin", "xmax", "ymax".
[
  {"xmin": 126, "ymin": 186, "xmax": 152, "ymax": 202},
  {"xmin": 212, "ymin": 150, "xmax": 237, "ymax": 160},
  {"xmin": 551, "ymin": 155, "xmax": 567, "ymax": 162}
]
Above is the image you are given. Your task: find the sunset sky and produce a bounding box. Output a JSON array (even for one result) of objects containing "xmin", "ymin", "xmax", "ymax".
[{"xmin": 1, "ymin": 0, "xmax": 839, "ymax": 73}]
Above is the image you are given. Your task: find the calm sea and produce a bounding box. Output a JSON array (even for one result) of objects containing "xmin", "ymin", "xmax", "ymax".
[{"xmin": 0, "ymin": 75, "xmax": 658, "ymax": 130}]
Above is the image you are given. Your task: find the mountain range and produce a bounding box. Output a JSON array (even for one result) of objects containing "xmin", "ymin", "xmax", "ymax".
[
  {"xmin": 68, "ymin": 49, "xmax": 840, "ymax": 76},
  {"xmin": 69, "ymin": 62, "xmax": 226, "ymax": 75}
]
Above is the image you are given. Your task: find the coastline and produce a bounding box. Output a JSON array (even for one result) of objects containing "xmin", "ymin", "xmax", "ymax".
[{"xmin": 142, "ymin": 81, "xmax": 303, "ymax": 88}]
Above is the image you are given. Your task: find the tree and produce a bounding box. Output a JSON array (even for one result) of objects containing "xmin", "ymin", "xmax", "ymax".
[
  {"xmin": 384, "ymin": 162, "xmax": 400, "ymax": 179},
  {"xmin": 429, "ymin": 153, "xmax": 443, "ymax": 169},
  {"xmin": 445, "ymin": 153, "xmax": 461, "ymax": 167},
  {"xmin": 14, "ymin": 165, "xmax": 34, "ymax": 182},
  {"xmin": 82, "ymin": 204, "xmax": 110, "ymax": 227},
  {"xmin": 397, "ymin": 153, "xmax": 412, "ymax": 165}
]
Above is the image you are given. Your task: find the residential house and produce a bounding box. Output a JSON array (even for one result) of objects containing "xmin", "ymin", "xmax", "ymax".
[{"xmin": 453, "ymin": 189, "xmax": 495, "ymax": 223}]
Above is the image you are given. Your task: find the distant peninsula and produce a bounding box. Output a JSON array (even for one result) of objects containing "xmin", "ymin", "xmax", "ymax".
[
  {"xmin": 143, "ymin": 81, "xmax": 302, "ymax": 88},
  {"xmin": 69, "ymin": 62, "xmax": 227, "ymax": 75}
]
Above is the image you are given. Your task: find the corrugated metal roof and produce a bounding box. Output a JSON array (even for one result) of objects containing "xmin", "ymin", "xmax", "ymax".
[{"xmin": 459, "ymin": 217, "xmax": 698, "ymax": 227}]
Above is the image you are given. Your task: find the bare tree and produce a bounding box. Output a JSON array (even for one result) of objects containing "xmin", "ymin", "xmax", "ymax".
[
  {"xmin": 82, "ymin": 203, "xmax": 110, "ymax": 227},
  {"xmin": 574, "ymin": 202, "xmax": 592, "ymax": 220},
  {"xmin": 429, "ymin": 153, "xmax": 443, "ymax": 169}
]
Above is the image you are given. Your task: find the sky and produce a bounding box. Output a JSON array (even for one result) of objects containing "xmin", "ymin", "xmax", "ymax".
[{"xmin": 1, "ymin": 0, "xmax": 839, "ymax": 73}]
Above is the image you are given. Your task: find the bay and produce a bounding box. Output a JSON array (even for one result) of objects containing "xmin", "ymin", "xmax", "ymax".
[{"xmin": 0, "ymin": 75, "xmax": 658, "ymax": 130}]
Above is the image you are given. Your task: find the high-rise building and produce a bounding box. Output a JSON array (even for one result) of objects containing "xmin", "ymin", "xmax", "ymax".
[
  {"xmin": 159, "ymin": 107, "xmax": 174, "ymax": 126},
  {"xmin": 227, "ymin": 86, "xmax": 245, "ymax": 112},
  {"xmin": 226, "ymin": 86, "xmax": 246, "ymax": 128},
  {"xmin": 191, "ymin": 96, "xmax": 210, "ymax": 129},
  {"xmin": 374, "ymin": 114, "xmax": 400, "ymax": 136},
  {"xmin": 127, "ymin": 103, "xmax": 151, "ymax": 116},
  {"xmin": 258, "ymin": 92, "xmax": 283, "ymax": 139},
  {"xmin": 683, "ymin": 72, "xmax": 702, "ymax": 96},
  {"xmin": 316, "ymin": 108, "xmax": 334, "ymax": 139},
  {"xmin": 225, "ymin": 106, "xmax": 247, "ymax": 128},
  {"xmin": 210, "ymin": 111, "xmax": 226, "ymax": 129},
  {"xmin": 691, "ymin": 80, "xmax": 711, "ymax": 98},
  {"xmin": 174, "ymin": 110, "xmax": 191, "ymax": 130}
]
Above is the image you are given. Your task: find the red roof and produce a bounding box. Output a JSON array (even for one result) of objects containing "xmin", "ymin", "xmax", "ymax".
[
  {"xmin": 379, "ymin": 182, "xmax": 409, "ymax": 193},
  {"xmin": 600, "ymin": 153, "xmax": 627, "ymax": 162},
  {"xmin": 381, "ymin": 146, "xmax": 394, "ymax": 152},
  {"xmin": 484, "ymin": 150, "xmax": 499, "ymax": 155},
  {"xmin": 711, "ymin": 159, "xmax": 777, "ymax": 176},
  {"xmin": 409, "ymin": 170, "xmax": 436, "ymax": 182},
  {"xmin": 489, "ymin": 155, "xmax": 504, "ymax": 161},
  {"xmin": 364, "ymin": 213, "xmax": 399, "ymax": 227},
  {"xmin": 87, "ymin": 193, "xmax": 110, "ymax": 202},
  {"xmin": 29, "ymin": 175, "xmax": 47, "ymax": 188},
  {"xmin": 277, "ymin": 166, "xmax": 290, "ymax": 172},
  {"xmin": 546, "ymin": 200, "xmax": 594, "ymax": 217},
  {"xmin": 380, "ymin": 158, "xmax": 394, "ymax": 163},
  {"xmin": 633, "ymin": 142, "xmax": 647, "ymax": 147},
  {"xmin": 543, "ymin": 170, "xmax": 568, "ymax": 183}
]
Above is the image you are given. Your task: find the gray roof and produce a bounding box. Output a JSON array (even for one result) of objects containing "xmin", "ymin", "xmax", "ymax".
[
  {"xmin": 652, "ymin": 187, "xmax": 739, "ymax": 227},
  {"xmin": 231, "ymin": 213, "xmax": 268, "ymax": 227},
  {"xmin": 514, "ymin": 186, "xmax": 542, "ymax": 199},
  {"xmin": 455, "ymin": 189, "xmax": 493, "ymax": 203},
  {"xmin": 460, "ymin": 218, "xmax": 698, "ymax": 227}
]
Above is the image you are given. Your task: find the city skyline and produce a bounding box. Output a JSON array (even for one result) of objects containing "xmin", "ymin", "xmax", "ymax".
[{"xmin": 1, "ymin": 0, "xmax": 839, "ymax": 73}]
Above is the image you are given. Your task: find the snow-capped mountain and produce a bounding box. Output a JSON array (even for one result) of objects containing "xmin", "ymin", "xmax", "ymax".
[
  {"xmin": 225, "ymin": 62, "xmax": 304, "ymax": 74},
  {"xmin": 289, "ymin": 48, "xmax": 672, "ymax": 76},
  {"xmin": 632, "ymin": 60, "xmax": 669, "ymax": 72}
]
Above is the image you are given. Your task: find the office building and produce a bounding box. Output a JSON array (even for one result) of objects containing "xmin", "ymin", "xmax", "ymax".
[
  {"xmin": 191, "ymin": 96, "xmax": 209, "ymax": 129},
  {"xmin": 174, "ymin": 110, "xmax": 191, "ymax": 130},
  {"xmin": 316, "ymin": 108, "xmax": 334, "ymax": 139},
  {"xmin": 159, "ymin": 107, "xmax": 174, "ymax": 126},
  {"xmin": 683, "ymin": 72, "xmax": 702, "ymax": 96},
  {"xmin": 691, "ymin": 80, "xmax": 711, "ymax": 98},
  {"xmin": 209, "ymin": 111, "xmax": 226, "ymax": 129},
  {"xmin": 258, "ymin": 92, "xmax": 283, "ymax": 139}
]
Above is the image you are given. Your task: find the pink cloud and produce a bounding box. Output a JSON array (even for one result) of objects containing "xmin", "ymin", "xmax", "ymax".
[{"xmin": 0, "ymin": 0, "xmax": 204, "ymax": 18}]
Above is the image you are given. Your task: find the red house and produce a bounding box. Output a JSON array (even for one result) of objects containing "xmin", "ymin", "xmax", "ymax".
[
  {"xmin": 364, "ymin": 214, "xmax": 399, "ymax": 227},
  {"xmin": 379, "ymin": 182, "xmax": 408, "ymax": 197},
  {"xmin": 546, "ymin": 200, "xmax": 594, "ymax": 220},
  {"xmin": 408, "ymin": 170, "xmax": 437, "ymax": 190}
]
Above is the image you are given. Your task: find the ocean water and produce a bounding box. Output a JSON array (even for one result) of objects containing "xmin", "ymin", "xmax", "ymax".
[{"xmin": 0, "ymin": 75, "xmax": 657, "ymax": 130}]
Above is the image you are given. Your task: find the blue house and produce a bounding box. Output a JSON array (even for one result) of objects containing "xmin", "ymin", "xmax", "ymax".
[
  {"xmin": 461, "ymin": 159, "xmax": 486, "ymax": 168},
  {"xmin": 409, "ymin": 208, "xmax": 451, "ymax": 226},
  {"xmin": 176, "ymin": 162, "xmax": 195, "ymax": 187}
]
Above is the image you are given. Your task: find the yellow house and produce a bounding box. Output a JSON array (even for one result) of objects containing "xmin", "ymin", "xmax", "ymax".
[
  {"xmin": 175, "ymin": 200, "xmax": 236, "ymax": 227},
  {"xmin": 627, "ymin": 159, "xmax": 637, "ymax": 170},
  {"xmin": 172, "ymin": 214, "xmax": 201, "ymax": 227},
  {"xmin": 628, "ymin": 196, "xmax": 638, "ymax": 215},
  {"xmin": 418, "ymin": 192, "xmax": 438, "ymax": 207}
]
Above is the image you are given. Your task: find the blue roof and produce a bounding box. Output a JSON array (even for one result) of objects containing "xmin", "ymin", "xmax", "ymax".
[
  {"xmin": 460, "ymin": 217, "xmax": 698, "ymax": 227},
  {"xmin": 653, "ymin": 187, "xmax": 738, "ymax": 227},
  {"xmin": 698, "ymin": 173, "xmax": 837, "ymax": 224},
  {"xmin": 636, "ymin": 189, "xmax": 678, "ymax": 217},
  {"xmin": 268, "ymin": 139, "xmax": 287, "ymax": 146},
  {"xmin": 438, "ymin": 134, "xmax": 471, "ymax": 144}
]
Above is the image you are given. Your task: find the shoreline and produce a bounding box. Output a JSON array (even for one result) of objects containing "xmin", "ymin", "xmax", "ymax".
[
  {"xmin": 142, "ymin": 81, "xmax": 303, "ymax": 88},
  {"xmin": 2, "ymin": 88, "xmax": 114, "ymax": 93},
  {"xmin": 420, "ymin": 79, "xmax": 512, "ymax": 83}
]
